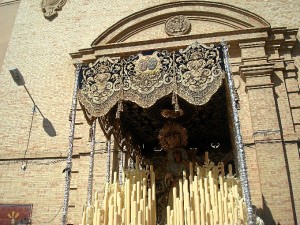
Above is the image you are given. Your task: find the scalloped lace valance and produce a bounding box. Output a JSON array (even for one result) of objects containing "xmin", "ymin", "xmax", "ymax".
[{"xmin": 78, "ymin": 42, "xmax": 225, "ymax": 117}]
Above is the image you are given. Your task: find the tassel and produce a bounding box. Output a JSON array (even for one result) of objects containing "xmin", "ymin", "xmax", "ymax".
[
  {"xmin": 172, "ymin": 92, "xmax": 176, "ymax": 105},
  {"xmin": 116, "ymin": 99, "xmax": 123, "ymax": 119},
  {"xmin": 174, "ymin": 95, "xmax": 180, "ymax": 112},
  {"xmin": 172, "ymin": 92, "xmax": 180, "ymax": 112}
]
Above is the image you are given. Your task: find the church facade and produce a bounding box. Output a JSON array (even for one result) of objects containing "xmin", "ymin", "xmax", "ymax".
[{"xmin": 0, "ymin": 1, "xmax": 299, "ymax": 225}]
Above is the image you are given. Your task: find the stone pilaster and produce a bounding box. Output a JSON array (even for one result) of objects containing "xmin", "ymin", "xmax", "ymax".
[{"xmin": 239, "ymin": 41, "xmax": 295, "ymax": 225}]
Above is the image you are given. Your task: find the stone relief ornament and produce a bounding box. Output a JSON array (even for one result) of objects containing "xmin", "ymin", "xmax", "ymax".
[
  {"xmin": 41, "ymin": 0, "xmax": 67, "ymax": 19},
  {"xmin": 165, "ymin": 15, "xmax": 191, "ymax": 36}
]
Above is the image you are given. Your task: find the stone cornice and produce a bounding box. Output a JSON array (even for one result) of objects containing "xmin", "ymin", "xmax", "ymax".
[
  {"xmin": 70, "ymin": 27, "xmax": 270, "ymax": 63},
  {"xmin": 0, "ymin": 0, "xmax": 20, "ymax": 6}
]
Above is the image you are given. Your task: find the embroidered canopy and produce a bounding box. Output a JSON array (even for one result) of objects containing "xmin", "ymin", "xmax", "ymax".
[{"xmin": 78, "ymin": 42, "xmax": 225, "ymax": 118}]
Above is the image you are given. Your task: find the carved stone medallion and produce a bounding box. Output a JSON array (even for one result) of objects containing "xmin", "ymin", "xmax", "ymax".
[
  {"xmin": 41, "ymin": 0, "xmax": 67, "ymax": 19},
  {"xmin": 165, "ymin": 15, "xmax": 191, "ymax": 36}
]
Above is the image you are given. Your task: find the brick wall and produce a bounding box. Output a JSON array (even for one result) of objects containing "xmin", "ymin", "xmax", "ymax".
[{"xmin": 0, "ymin": 0, "xmax": 299, "ymax": 224}]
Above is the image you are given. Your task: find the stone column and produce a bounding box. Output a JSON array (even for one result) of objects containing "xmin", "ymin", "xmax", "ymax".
[{"xmin": 239, "ymin": 41, "xmax": 295, "ymax": 225}]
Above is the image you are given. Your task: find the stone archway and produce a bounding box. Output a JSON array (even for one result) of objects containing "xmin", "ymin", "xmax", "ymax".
[{"xmin": 70, "ymin": 2, "xmax": 299, "ymax": 225}]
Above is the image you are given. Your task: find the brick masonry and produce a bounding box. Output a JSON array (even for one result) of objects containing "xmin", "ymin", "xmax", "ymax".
[{"xmin": 0, "ymin": 0, "xmax": 299, "ymax": 224}]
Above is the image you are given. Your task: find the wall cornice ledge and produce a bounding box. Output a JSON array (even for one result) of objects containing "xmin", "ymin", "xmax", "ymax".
[
  {"xmin": 0, "ymin": 0, "xmax": 20, "ymax": 6},
  {"xmin": 70, "ymin": 28, "xmax": 270, "ymax": 64}
]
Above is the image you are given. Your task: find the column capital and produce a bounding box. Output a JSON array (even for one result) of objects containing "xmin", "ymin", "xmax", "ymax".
[{"xmin": 239, "ymin": 63, "xmax": 274, "ymax": 89}]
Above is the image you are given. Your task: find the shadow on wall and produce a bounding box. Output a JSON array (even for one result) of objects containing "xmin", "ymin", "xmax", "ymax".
[
  {"xmin": 253, "ymin": 195, "xmax": 276, "ymax": 225},
  {"xmin": 43, "ymin": 117, "xmax": 56, "ymax": 137},
  {"xmin": 292, "ymin": 38, "xmax": 300, "ymax": 82},
  {"xmin": 292, "ymin": 38, "xmax": 300, "ymax": 59},
  {"xmin": 9, "ymin": 68, "xmax": 57, "ymax": 137}
]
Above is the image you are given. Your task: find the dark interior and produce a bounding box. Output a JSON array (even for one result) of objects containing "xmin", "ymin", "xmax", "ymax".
[{"xmin": 115, "ymin": 83, "xmax": 234, "ymax": 164}]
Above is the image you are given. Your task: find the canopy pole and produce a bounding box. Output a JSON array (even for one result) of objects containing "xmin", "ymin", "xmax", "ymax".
[
  {"xmin": 62, "ymin": 62, "xmax": 81, "ymax": 225},
  {"xmin": 106, "ymin": 138, "xmax": 111, "ymax": 183},
  {"xmin": 87, "ymin": 120, "xmax": 96, "ymax": 206},
  {"xmin": 222, "ymin": 41, "xmax": 255, "ymax": 225},
  {"xmin": 119, "ymin": 150, "xmax": 124, "ymax": 185}
]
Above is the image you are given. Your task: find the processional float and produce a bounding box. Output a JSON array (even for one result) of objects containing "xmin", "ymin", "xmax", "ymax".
[{"xmin": 61, "ymin": 42, "xmax": 257, "ymax": 225}]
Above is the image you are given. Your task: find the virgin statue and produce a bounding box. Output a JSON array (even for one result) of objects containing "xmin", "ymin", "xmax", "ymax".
[{"xmin": 157, "ymin": 122, "xmax": 190, "ymax": 223}]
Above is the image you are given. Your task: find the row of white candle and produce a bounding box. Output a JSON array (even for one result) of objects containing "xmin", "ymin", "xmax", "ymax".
[
  {"xmin": 80, "ymin": 156, "xmax": 157, "ymax": 225},
  {"xmin": 166, "ymin": 153, "xmax": 246, "ymax": 225}
]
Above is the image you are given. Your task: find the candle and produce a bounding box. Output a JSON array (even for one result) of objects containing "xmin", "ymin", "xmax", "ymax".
[
  {"xmin": 176, "ymin": 198, "xmax": 181, "ymax": 225},
  {"xmin": 229, "ymin": 212, "xmax": 233, "ymax": 225},
  {"xmin": 200, "ymin": 203, "xmax": 205, "ymax": 225},
  {"xmin": 218, "ymin": 191, "xmax": 223, "ymax": 225},
  {"xmin": 199, "ymin": 178, "xmax": 204, "ymax": 205},
  {"xmin": 228, "ymin": 164, "xmax": 233, "ymax": 176},
  {"xmin": 179, "ymin": 199, "xmax": 184, "ymax": 225},
  {"xmin": 109, "ymin": 205, "xmax": 114, "ymax": 225},
  {"xmin": 183, "ymin": 179, "xmax": 189, "ymax": 210},
  {"xmin": 234, "ymin": 207, "xmax": 238, "ymax": 224},
  {"xmin": 224, "ymin": 182, "xmax": 228, "ymax": 199},
  {"xmin": 126, "ymin": 180, "xmax": 130, "ymax": 225},
  {"xmin": 214, "ymin": 205, "xmax": 218, "ymax": 224},
  {"xmin": 150, "ymin": 165, "xmax": 154, "ymax": 186},
  {"xmin": 189, "ymin": 162, "xmax": 193, "ymax": 184},
  {"xmin": 205, "ymin": 152, "xmax": 209, "ymax": 164},
  {"xmin": 117, "ymin": 192, "xmax": 121, "ymax": 215},
  {"xmin": 224, "ymin": 197, "xmax": 228, "ymax": 225},
  {"xmin": 114, "ymin": 171, "xmax": 117, "ymax": 184},
  {"xmin": 137, "ymin": 181, "xmax": 141, "ymax": 205},
  {"xmin": 195, "ymin": 194, "xmax": 200, "ymax": 225},
  {"xmin": 167, "ymin": 206, "xmax": 170, "ymax": 225},
  {"xmin": 186, "ymin": 207, "xmax": 191, "ymax": 225},
  {"xmin": 179, "ymin": 179, "xmax": 183, "ymax": 201},
  {"xmin": 239, "ymin": 199, "xmax": 244, "ymax": 222},
  {"xmin": 206, "ymin": 193, "xmax": 210, "ymax": 213},
  {"xmin": 219, "ymin": 176, "xmax": 224, "ymax": 200},
  {"xmin": 96, "ymin": 209, "xmax": 100, "ymax": 225},
  {"xmin": 210, "ymin": 209, "xmax": 213, "ymax": 225},
  {"xmin": 148, "ymin": 188, "xmax": 152, "ymax": 225},
  {"xmin": 122, "ymin": 208, "xmax": 126, "ymax": 225},
  {"xmin": 197, "ymin": 166, "xmax": 201, "ymax": 177},
  {"xmin": 170, "ymin": 210, "xmax": 174, "ymax": 225},
  {"xmin": 209, "ymin": 172, "xmax": 215, "ymax": 207},
  {"xmin": 146, "ymin": 206, "xmax": 149, "ymax": 225},
  {"xmin": 191, "ymin": 210, "xmax": 195, "ymax": 225},
  {"xmin": 138, "ymin": 210, "xmax": 142, "ymax": 225},
  {"xmin": 132, "ymin": 201, "xmax": 137, "ymax": 225},
  {"xmin": 114, "ymin": 211, "xmax": 118, "ymax": 225},
  {"xmin": 140, "ymin": 199, "xmax": 145, "ymax": 225}
]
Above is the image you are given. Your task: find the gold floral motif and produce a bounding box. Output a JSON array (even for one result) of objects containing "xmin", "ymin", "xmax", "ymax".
[{"xmin": 78, "ymin": 42, "xmax": 225, "ymax": 118}]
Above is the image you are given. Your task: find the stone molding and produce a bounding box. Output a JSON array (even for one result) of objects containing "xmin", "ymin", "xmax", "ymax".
[
  {"xmin": 70, "ymin": 28, "xmax": 270, "ymax": 63},
  {"xmin": 0, "ymin": 0, "xmax": 19, "ymax": 6},
  {"xmin": 90, "ymin": 1, "xmax": 270, "ymax": 46}
]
